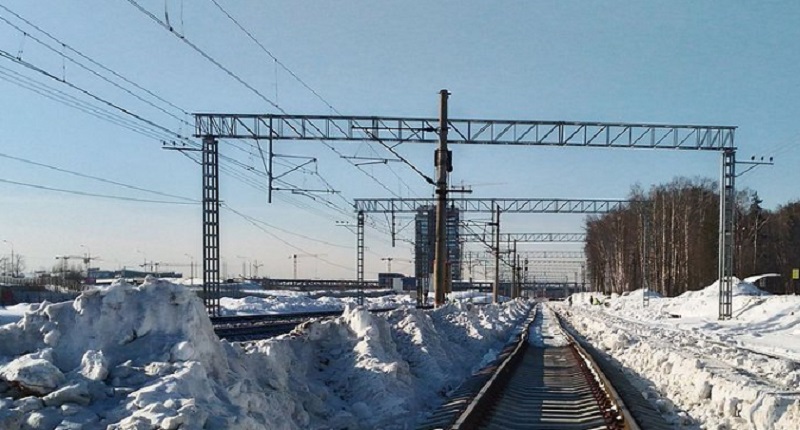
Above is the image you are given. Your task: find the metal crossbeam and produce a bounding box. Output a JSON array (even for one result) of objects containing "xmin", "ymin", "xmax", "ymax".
[
  {"xmin": 463, "ymin": 232, "xmax": 586, "ymax": 243},
  {"xmin": 468, "ymin": 251, "xmax": 585, "ymax": 260},
  {"xmin": 354, "ymin": 198, "xmax": 626, "ymax": 213},
  {"xmin": 194, "ymin": 114, "xmax": 735, "ymax": 150},
  {"xmin": 260, "ymin": 278, "xmax": 381, "ymax": 290}
]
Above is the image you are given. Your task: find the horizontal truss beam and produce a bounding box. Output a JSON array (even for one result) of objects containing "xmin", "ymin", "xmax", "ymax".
[
  {"xmin": 194, "ymin": 114, "xmax": 735, "ymax": 150},
  {"xmin": 463, "ymin": 232, "xmax": 586, "ymax": 243},
  {"xmin": 259, "ymin": 278, "xmax": 382, "ymax": 289},
  {"xmin": 354, "ymin": 198, "xmax": 627, "ymax": 213},
  {"xmin": 468, "ymin": 251, "xmax": 586, "ymax": 260}
]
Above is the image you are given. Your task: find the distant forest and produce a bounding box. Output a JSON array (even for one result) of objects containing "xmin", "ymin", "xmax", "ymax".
[{"xmin": 584, "ymin": 177, "xmax": 800, "ymax": 296}]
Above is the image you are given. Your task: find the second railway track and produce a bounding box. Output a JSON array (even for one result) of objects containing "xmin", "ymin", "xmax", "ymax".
[
  {"xmin": 421, "ymin": 303, "xmax": 672, "ymax": 430},
  {"xmin": 211, "ymin": 307, "xmax": 397, "ymax": 342}
]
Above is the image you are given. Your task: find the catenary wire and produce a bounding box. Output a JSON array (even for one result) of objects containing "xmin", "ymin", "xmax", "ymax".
[{"xmin": 0, "ymin": 177, "xmax": 198, "ymax": 205}]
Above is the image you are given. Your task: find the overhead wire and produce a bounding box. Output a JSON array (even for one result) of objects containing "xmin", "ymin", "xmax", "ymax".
[
  {"xmin": 0, "ymin": 3, "xmax": 188, "ymax": 116},
  {"xmin": 0, "ymin": 14, "xmax": 189, "ymax": 125},
  {"xmin": 223, "ymin": 204, "xmax": 353, "ymax": 272},
  {"xmin": 124, "ymin": 0, "xmax": 283, "ymax": 113},
  {"xmin": 2, "ymin": 4, "xmax": 406, "ymax": 264},
  {"xmin": 0, "ymin": 48, "xmax": 186, "ymax": 141},
  {"xmin": 0, "ymin": 177, "xmax": 198, "ymax": 205},
  {"xmin": 1, "ymin": 6, "xmax": 351, "ymax": 228},
  {"xmin": 0, "ymin": 151, "xmax": 199, "ymax": 203},
  {"xmin": 126, "ymin": 0, "xmax": 419, "ymax": 205},
  {"xmin": 207, "ymin": 0, "xmax": 422, "ymax": 196},
  {"xmin": 0, "ymin": 64, "xmax": 175, "ymax": 142}
]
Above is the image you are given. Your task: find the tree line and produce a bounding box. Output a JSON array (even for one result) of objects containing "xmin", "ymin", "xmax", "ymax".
[{"xmin": 584, "ymin": 177, "xmax": 800, "ymax": 296}]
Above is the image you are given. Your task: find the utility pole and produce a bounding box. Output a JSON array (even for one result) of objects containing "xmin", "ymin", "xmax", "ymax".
[
  {"xmin": 2, "ymin": 240, "xmax": 14, "ymax": 277},
  {"xmin": 524, "ymin": 258, "xmax": 529, "ymax": 298},
  {"xmin": 492, "ymin": 204, "xmax": 501, "ymax": 303},
  {"xmin": 511, "ymin": 239, "xmax": 518, "ymax": 299},
  {"xmin": 433, "ymin": 89, "xmax": 450, "ymax": 307},
  {"xmin": 381, "ymin": 257, "xmax": 394, "ymax": 272},
  {"xmin": 185, "ymin": 254, "xmax": 195, "ymax": 285}
]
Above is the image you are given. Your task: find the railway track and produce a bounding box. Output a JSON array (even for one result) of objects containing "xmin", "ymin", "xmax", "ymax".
[
  {"xmin": 211, "ymin": 307, "xmax": 396, "ymax": 341},
  {"xmin": 420, "ymin": 304, "xmax": 672, "ymax": 430}
]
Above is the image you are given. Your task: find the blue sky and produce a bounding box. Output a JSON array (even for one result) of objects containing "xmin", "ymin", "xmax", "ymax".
[{"xmin": 1, "ymin": 1, "xmax": 798, "ymax": 279}]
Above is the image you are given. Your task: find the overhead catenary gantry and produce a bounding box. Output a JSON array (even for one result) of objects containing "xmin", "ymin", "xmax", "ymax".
[
  {"xmin": 354, "ymin": 197, "xmax": 622, "ymax": 305},
  {"xmin": 194, "ymin": 99, "xmax": 737, "ymax": 318},
  {"xmin": 462, "ymin": 232, "xmax": 586, "ymax": 243},
  {"xmin": 467, "ymin": 251, "xmax": 585, "ymax": 260},
  {"xmin": 195, "ymin": 114, "xmax": 734, "ymax": 150}
]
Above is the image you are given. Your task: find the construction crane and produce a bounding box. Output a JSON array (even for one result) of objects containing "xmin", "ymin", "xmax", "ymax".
[
  {"xmin": 288, "ymin": 254, "xmax": 326, "ymax": 279},
  {"xmin": 55, "ymin": 254, "xmax": 101, "ymax": 281},
  {"xmin": 55, "ymin": 254, "xmax": 101, "ymax": 268},
  {"xmin": 252, "ymin": 260, "xmax": 264, "ymax": 278}
]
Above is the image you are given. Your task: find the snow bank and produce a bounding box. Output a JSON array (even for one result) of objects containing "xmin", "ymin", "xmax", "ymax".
[
  {"xmin": 447, "ymin": 290, "xmax": 509, "ymax": 304},
  {"xmin": 219, "ymin": 291, "xmax": 415, "ymax": 315},
  {"xmin": 0, "ymin": 277, "xmax": 531, "ymax": 429},
  {"xmin": 0, "ymin": 277, "xmax": 260, "ymax": 429},
  {"xmin": 560, "ymin": 278, "xmax": 800, "ymax": 429},
  {"xmin": 0, "ymin": 303, "xmax": 32, "ymax": 325},
  {"xmin": 238, "ymin": 300, "xmax": 531, "ymax": 429}
]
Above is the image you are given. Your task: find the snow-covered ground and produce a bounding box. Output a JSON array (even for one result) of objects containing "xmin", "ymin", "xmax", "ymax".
[
  {"xmin": 0, "ymin": 278, "xmax": 531, "ymax": 429},
  {"xmin": 558, "ymin": 278, "xmax": 800, "ymax": 430},
  {"xmin": 8, "ymin": 275, "xmax": 796, "ymax": 429}
]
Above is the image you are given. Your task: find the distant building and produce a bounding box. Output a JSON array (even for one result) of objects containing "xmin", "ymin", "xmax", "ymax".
[
  {"xmin": 414, "ymin": 205, "xmax": 462, "ymax": 284},
  {"xmin": 378, "ymin": 272, "xmax": 405, "ymax": 289}
]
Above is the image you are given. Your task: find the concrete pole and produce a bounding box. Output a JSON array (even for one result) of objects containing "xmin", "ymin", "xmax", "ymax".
[
  {"xmin": 512, "ymin": 240, "xmax": 518, "ymax": 299},
  {"xmin": 433, "ymin": 89, "xmax": 450, "ymax": 307},
  {"xmin": 492, "ymin": 205, "xmax": 500, "ymax": 303}
]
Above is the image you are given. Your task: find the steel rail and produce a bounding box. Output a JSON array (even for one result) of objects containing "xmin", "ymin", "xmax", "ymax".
[
  {"xmin": 420, "ymin": 306, "xmax": 671, "ymax": 430},
  {"xmin": 211, "ymin": 307, "xmax": 396, "ymax": 341}
]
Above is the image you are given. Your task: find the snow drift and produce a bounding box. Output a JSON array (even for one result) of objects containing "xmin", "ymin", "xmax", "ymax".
[
  {"xmin": 560, "ymin": 279, "xmax": 800, "ymax": 429},
  {"xmin": 0, "ymin": 277, "xmax": 530, "ymax": 429}
]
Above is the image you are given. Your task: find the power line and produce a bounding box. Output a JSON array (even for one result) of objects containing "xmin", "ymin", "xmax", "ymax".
[
  {"xmin": 0, "ymin": 13, "xmax": 189, "ymax": 125},
  {"xmin": 222, "ymin": 204, "xmax": 349, "ymax": 249},
  {"xmin": 2, "ymin": 5, "xmax": 411, "ymax": 256},
  {"xmin": 124, "ymin": 0, "xmax": 283, "ymax": 112},
  {"xmin": 127, "ymin": 0, "xmax": 418, "ymax": 200},
  {"xmin": 0, "ymin": 64, "xmax": 176, "ymax": 142},
  {"xmin": 0, "ymin": 4, "xmax": 189, "ymax": 117},
  {"xmin": 223, "ymin": 204, "xmax": 353, "ymax": 272},
  {"xmin": 207, "ymin": 0, "xmax": 423, "ymax": 196},
  {"xmin": 0, "ymin": 177, "xmax": 198, "ymax": 205},
  {"xmin": 0, "ymin": 151, "xmax": 199, "ymax": 203},
  {"xmin": 0, "ymin": 48, "xmax": 186, "ymax": 141},
  {"xmin": 207, "ymin": 0, "xmax": 337, "ymax": 114}
]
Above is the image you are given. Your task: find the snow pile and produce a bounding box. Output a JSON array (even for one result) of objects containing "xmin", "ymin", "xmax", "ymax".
[
  {"xmin": 447, "ymin": 290, "xmax": 508, "ymax": 304},
  {"xmin": 0, "ymin": 303, "xmax": 31, "ymax": 325},
  {"xmin": 560, "ymin": 278, "xmax": 800, "ymax": 429},
  {"xmin": 0, "ymin": 277, "xmax": 531, "ymax": 429},
  {"xmin": 219, "ymin": 291, "xmax": 415, "ymax": 315},
  {"xmin": 239, "ymin": 300, "xmax": 531, "ymax": 429},
  {"xmin": 0, "ymin": 277, "xmax": 272, "ymax": 429},
  {"xmin": 678, "ymin": 277, "xmax": 769, "ymax": 300}
]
